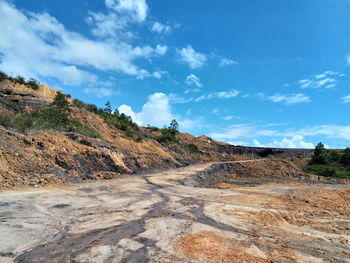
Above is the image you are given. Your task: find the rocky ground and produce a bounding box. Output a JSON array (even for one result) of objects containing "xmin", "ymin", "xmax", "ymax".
[{"xmin": 0, "ymin": 160, "xmax": 349, "ymax": 263}]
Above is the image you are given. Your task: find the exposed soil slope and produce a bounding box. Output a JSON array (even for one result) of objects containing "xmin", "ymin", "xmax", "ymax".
[{"xmin": 0, "ymin": 80, "xmax": 312, "ymax": 189}]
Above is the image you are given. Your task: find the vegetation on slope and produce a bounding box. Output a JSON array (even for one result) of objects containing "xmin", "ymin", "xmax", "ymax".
[
  {"xmin": 304, "ymin": 142, "xmax": 350, "ymax": 178},
  {"xmin": 0, "ymin": 70, "xmax": 40, "ymax": 90},
  {"xmin": 0, "ymin": 92, "xmax": 99, "ymax": 138},
  {"xmin": 0, "ymin": 72, "xmax": 201, "ymax": 152}
]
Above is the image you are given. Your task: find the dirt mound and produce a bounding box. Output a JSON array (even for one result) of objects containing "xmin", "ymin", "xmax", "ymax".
[{"xmin": 192, "ymin": 159, "xmax": 316, "ymax": 187}]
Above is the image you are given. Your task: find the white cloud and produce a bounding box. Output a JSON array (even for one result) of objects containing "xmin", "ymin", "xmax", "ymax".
[
  {"xmin": 220, "ymin": 58, "xmax": 238, "ymax": 67},
  {"xmin": 118, "ymin": 104, "xmax": 141, "ymax": 123},
  {"xmin": 105, "ymin": 0, "xmax": 148, "ymax": 22},
  {"xmin": 195, "ymin": 90, "xmax": 239, "ymax": 102},
  {"xmin": 185, "ymin": 74, "xmax": 203, "ymax": 88},
  {"xmin": 267, "ymin": 93, "xmax": 310, "ymax": 105},
  {"xmin": 341, "ymin": 95, "xmax": 350, "ymax": 103},
  {"xmin": 226, "ymin": 141, "xmax": 248, "ymax": 146},
  {"xmin": 291, "ymin": 125, "xmax": 350, "ymax": 141},
  {"xmin": 151, "ymin": 22, "xmax": 171, "ymax": 34},
  {"xmin": 223, "ymin": 116, "xmax": 233, "ymax": 120},
  {"xmin": 254, "ymin": 135, "xmax": 314, "ymax": 149},
  {"xmin": 155, "ymin": 44, "xmax": 168, "ymax": 55},
  {"xmin": 177, "ymin": 45, "xmax": 207, "ymax": 69},
  {"xmin": 298, "ymin": 71, "xmax": 343, "ymax": 89},
  {"xmin": 184, "ymin": 88, "xmax": 200, "ymax": 94},
  {"xmin": 118, "ymin": 93, "xmax": 173, "ymax": 127},
  {"xmin": 0, "ymin": 1, "xmax": 164, "ymax": 86},
  {"xmin": 136, "ymin": 69, "xmax": 167, "ymax": 79},
  {"xmin": 84, "ymin": 87, "xmax": 118, "ymax": 98},
  {"xmin": 86, "ymin": 11, "xmax": 130, "ymax": 40},
  {"xmin": 118, "ymin": 92, "xmax": 201, "ymax": 130},
  {"xmin": 209, "ymin": 123, "xmax": 350, "ymax": 147},
  {"xmin": 209, "ymin": 124, "xmax": 278, "ymax": 140}
]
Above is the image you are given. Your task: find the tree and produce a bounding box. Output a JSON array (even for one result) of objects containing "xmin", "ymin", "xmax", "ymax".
[
  {"xmin": 113, "ymin": 108, "xmax": 120, "ymax": 116},
  {"xmin": 104, "ymin": 101, "xmax": 112, "ymax": 114},
  {"xmin": 15, "ymin": 76, "xmax": 26, "ymax": 85},
  {"xmin": 169, "ymin": 119, "xmax": 179, "ymax": 131},
  {"xmin": 26, "ymin": 78, "xmax": 40, "ymax": 90},
  {"xmin": 311, "ymin": 142, "xmax": 328, "ymax": 164},
  {"xmin": 50, "ymin": 92, "xmax": 71, "ymax": 116},
  {"xmin": 341, "ymin": 147, "xmax": 350, "ymax": 166},
  {"xmin": 0, "ymin": 71, "xmax": 8, "ymax": 82}
]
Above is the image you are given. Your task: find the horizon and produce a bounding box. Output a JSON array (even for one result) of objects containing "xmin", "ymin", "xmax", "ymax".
[{"xmin": 1, "ymin": 0, "xmax": 350, "ymax": 148}]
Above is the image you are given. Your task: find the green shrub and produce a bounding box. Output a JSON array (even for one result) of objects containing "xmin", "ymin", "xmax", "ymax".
[
  {"xmin": 156, "ymin": 128, "xmax": 179, "ymax": 144},
  {"xmin": 311, "ymin": 142, "xmax": 328, "ymax": 164},
  {"xmin": 14, "ymin": 76, "xmax": 26, "ymax": 85},
  {"xmin": 72, "ymin": 99, "xmax": 86, "ymax": 108},
  {"xmin": 0, "ymin": 114, "xmax": 11, "ymax": 127},
  {"xmin": 0, "ymin": 71, "xmax": 9, "ymax": 82},
  {"xmin": 341, "ymin": 148, "xmax": 350, "ymax": 165},
  {"xmin": 26, "ymin": 78, "xmax": 40, "ymax": 90},
  {"xmin": 86, "ymin": 104, "xmax": 98, "ymax": 113},
  {"xmin": 319, "ymin": 167, "xmax": 336, "ymax": 177},
  {"xmin": 182, "ymin": 143, "xmax": 199, "ymax": 153},
  {"xmin": 0, "ymin": 97, "xmax": 21, "ymax": 112}
]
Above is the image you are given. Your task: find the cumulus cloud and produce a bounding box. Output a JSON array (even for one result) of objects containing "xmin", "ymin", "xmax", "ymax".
[
  {"xmin": 118, "ymin": 93, "xmax": 173, "ymax": 127},
  {"xmin": 177, "ymin": 46, "xmax": 207, "ymax": 69},
  {"xmin": 117, "ymin": 92, "xmax": 201, "ymax": 130},
  {"xmin": 86, "ymin": 11, "xmax": 130, "ymax": 40},
  {"xmin": 151, "ymin": 22, "xmax": 171, "ymax": 34},
  {"xmin": 155, "ymin": 44, "xmax": 168, "ymax": 55},
  {"xmin": 84, "ymin": 87, "xmax": 118, "ymax": 98},
  {"xmin": 253, "ymin": 135, "xmax": 314, "ymax": 149},
  {"xmin": 209, "ymin": 123, "xmax": 350, "ymax": 147},
  {"xmin": 298, "ymin": 71, "xmax": 344, "ymax": 89},
  {"xmin": 0, "ymin": 1, "xmax": 165, "ymax": 86},
  {"xmin": 105, "ymin": 0, "xmax": 148, "ymax": 22},
  {"xmin": 223, "ymin": 116, "xmax": 233, "ymax": 121},
  {"xmin": 267, "ymin": 93, "xmax": 310, "ymax": 105},
  {"xmin": 185, "ymin": 74, "xmax": 203, "ymax": 88},
  {"xmin": 209, "ymin": 124, "xmax": 278, "ymax": 140},
  {"xmin": 341, "ymin": 95, "xmax": 350, "ymax": 103},
  {"xmin": 195, "ymin": 90, "xmax": 239, "ymax": 102},
  {"xmin": 220, "ymin": 58, "xmax": 238, "ymax": 67}
]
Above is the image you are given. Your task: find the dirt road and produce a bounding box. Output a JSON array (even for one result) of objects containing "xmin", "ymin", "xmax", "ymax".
[{"xmin": 0, "ymin": 162, "xmax": 349, "ymax": 263}]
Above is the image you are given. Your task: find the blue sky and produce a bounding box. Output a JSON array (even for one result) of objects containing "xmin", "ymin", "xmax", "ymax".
[{"xmin": 1, "ymin": 0, "xmax": 350, "ymax": 148}]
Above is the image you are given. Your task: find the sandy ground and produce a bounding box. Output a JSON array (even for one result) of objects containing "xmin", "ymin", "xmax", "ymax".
[{"xmin": 0, "ymin": 162, "xmax": 349, "ymax": 263}]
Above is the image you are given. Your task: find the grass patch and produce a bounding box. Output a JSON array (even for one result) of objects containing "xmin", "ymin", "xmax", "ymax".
[
  {"xmin": 182, "ymin": 143, "xmax": 200, "ymax": 153},
  {"xmin": 156, "ymin": 128, "xmax": 179, "ymax": 144},
  {"xmin": 0, "ymin": 109, "xmax": 99, "ymax": 138},
  {"xmin": 0, "ymin": 97, "xmax": 22, "ymax": 112},
  {"xmin": 303, "ymin": 164, "xmax": 350, "ymax": 179},
  {"xmin": 0, "ymin": 71, "xmax": 40, "ymax": 90}
]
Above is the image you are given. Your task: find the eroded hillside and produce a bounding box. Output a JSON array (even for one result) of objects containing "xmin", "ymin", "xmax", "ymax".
[{"xmin": 0, "ymin": 79, "xmax": 311, "ymax": 189}]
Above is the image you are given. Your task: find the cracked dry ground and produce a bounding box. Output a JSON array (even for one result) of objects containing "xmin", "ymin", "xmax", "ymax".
[{"xmin": 0, "ymin": 162, "xmax": 349, "ymax": 263}]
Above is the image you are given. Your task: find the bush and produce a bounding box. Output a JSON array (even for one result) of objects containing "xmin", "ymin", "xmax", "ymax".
[
  {"xmin": 0, "ymin": 114, "xmax": 11, "ymax": 127},
  {"xmin": 319, "ymin": 167, "xmax": 336, "ymax": 177},
  {"xmin": 341, "ymin": 148, "xmax": 350, "ymax": 166},
  {"xmin": 14, "ymin": 76, "xmax": 26, "ymax": 85},
  {"xmin": 0, "ymin": 71, "xmax": 9, "ymax": 82},
  {"xmin": 7, "ymin": 109, "xmax": 99, "ymax": 138},
  {"xmin": 311, "ymin": 142, "xmax": 328, "ymax": 164},
  {"xmin": 72, "ymin": 99, "xmax": 86, "ymax": 108},
  {"xmin": 182, "ymin": 143, "xmax": 199, "ymax": 153},
  {"xmin": 156, "ymin": 128, "xmax": 178, "ymax": 144},
  {"xmin": 26, "ymin": 78, "xmax": 40, "ymax": 90},
  {"xmin": 86, "ymin": 104, "xmax": 98, "ymax": 113},
  {"xmin": 0, "ymin": 97, "xmax": 21, "ymax": 112}
]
